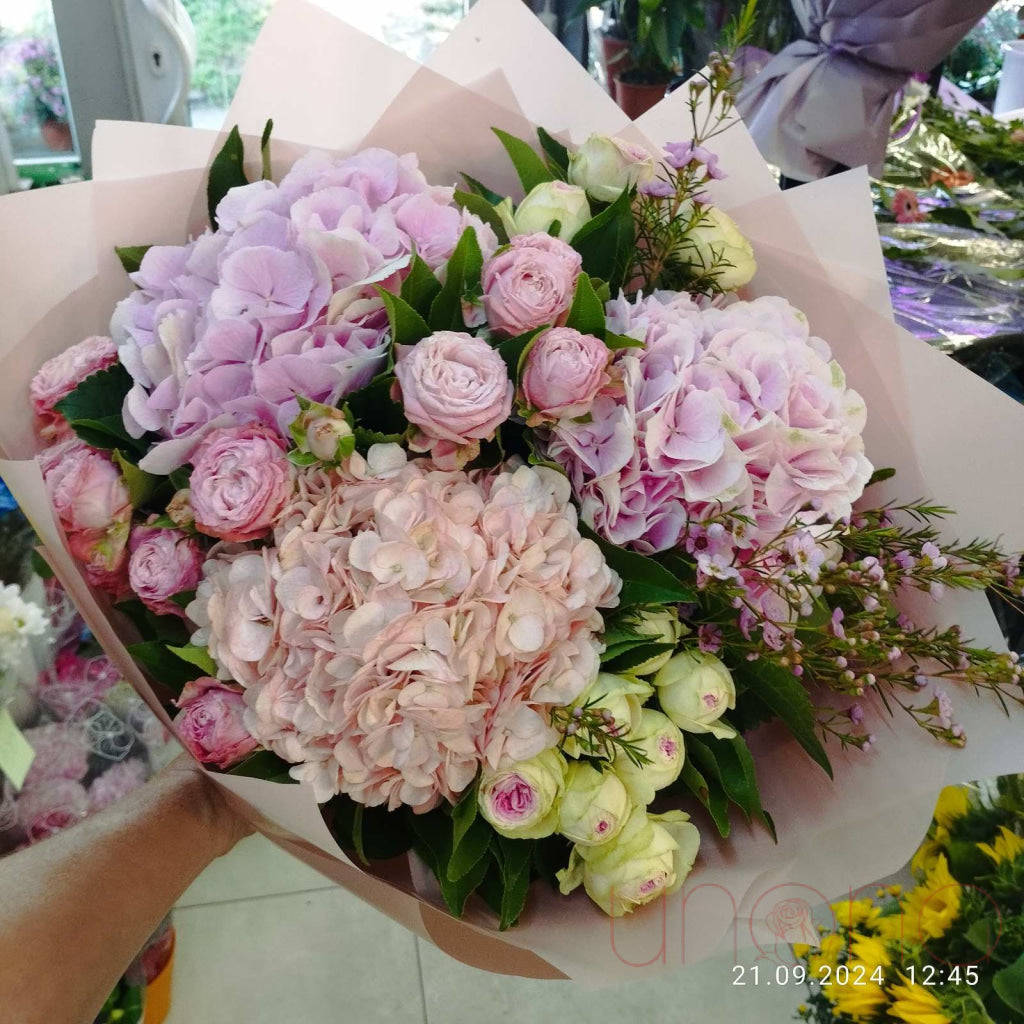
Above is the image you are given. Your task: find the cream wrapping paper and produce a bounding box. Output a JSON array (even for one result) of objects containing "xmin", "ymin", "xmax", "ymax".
[{"xmin": 2, "ymin": 0, "xmax": 1023, "ymax": 982}]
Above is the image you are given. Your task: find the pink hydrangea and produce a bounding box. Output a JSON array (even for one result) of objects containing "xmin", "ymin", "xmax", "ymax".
[
  {"xmin": 546, "ymin": 294, "xmax": 872, "ymax": 552},
  {"xmin": 22, "ymin": 722, "xmax": 90, "ymax": 789},
  {"xmin": 188, "ymin": 447, "xmax": 619, "ymax": 809},
  {"xmin": 113, "ymin": 148, "xmax": 497, "ymax": 468},
  {"xmin": 88, "ymin": 758, "xmax": 148, "ymax": 812},
  {"xmin": 30, "ymin": 335, "xmax": 118, "ymax": 440}
]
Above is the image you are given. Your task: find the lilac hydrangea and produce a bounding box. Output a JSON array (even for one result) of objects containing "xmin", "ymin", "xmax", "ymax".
[
  {"xmin": 545, "ymin": 293, "xmax": 872, "ymax": 553},
  {"xmin": 113, "ymin": 148, "xmax": 498, "ymax": 471}
]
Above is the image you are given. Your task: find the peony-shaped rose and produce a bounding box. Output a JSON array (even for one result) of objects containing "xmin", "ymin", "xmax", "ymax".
[
  {"xmin": 128, "ymin": 523, "xmax": 203, "ymax": 617},
  {"xmin": 568, "ymin": 134, "xmax": 656, "ymax": 202},
  {"xmin": 655, "ymin": 651, "xmax": 737, "ymax": 739},
  {"xmin": 558, "ymin": 807, "xmax": 701, "ymax": 916},
  {"xmin": 613, "ymin": 709, "xmax": 685, "ymax": 806},
  {"xmin": 393, "ymin": 331, "xmax": 512, "ymax": 467},
  {"xmin": 563, "ymin": 672, "xmax": 652, "ymax": 757},
  {"xmin": 190, "ymin": 424, "xmax": 293, "ymax": 542},
  {"xmin": 520, "ymin": 327, "xmax": 612, "ymax": 425},
  {"xmin": 482, "ymin": 233, "xmax": 581, "ymax": 336},
  {"xmin": 679, "ymin": 205, "xmax": 756, "ymax": 291},
  {"xmin": 557, "ymin": 761, "xmax": 631, "ymax": 846},
  {"xmin": 497, "ymin": 181, "xmax": 591, "ymax": 242},
  {"xmin": 173, "ymin": 676, "xmax": 259, "ymax": 770},
  {"xmin": 31, "ymin": 336, "xmax": 119, "ymax": 440},
  {"xmin": 478, "ymin": 748, "xmax": 567, "ymax": 839},
  {"xmin": 17, "ymin": 778, "xmax": 90, "ymax": 843}
]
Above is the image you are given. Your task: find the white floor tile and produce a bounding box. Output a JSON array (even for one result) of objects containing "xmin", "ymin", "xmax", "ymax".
[
  {"xmin": 417, "ymin": 939, "xmax": 801, "ymax": 1024},
  {"xmin": 166, "ymin": 887, "xmax": 426, "ymax": 1024},
  {"xmin": 177, "ymin": 833, "xmax": 337, "ymax": 908}
]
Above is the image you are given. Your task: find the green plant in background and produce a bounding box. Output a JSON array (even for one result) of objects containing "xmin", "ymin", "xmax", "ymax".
[
  {"xmin": 623, "ymin": 0, "xmax": 706, "ymax": 84},
  {"xmin": 947, "ymin": 0, "xmax": 1023, "ymax": 105},
  {"xmin": 180, "ymin": 0, "xmax": 272, "ymax": 111}
]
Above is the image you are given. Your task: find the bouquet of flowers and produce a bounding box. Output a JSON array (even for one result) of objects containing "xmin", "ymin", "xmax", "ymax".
[
  {"xmin": 3, "ymin": 0, "xmax": 1024, "ymax": 981},
  {"xmin": 795, "ymin": 779, "xmax": 1024, "ymax": 1024}
]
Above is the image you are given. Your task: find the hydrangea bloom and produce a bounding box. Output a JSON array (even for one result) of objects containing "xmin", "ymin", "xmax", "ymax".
[
  {"xmin": 547, "ymin": 293, "xmax": 872, "ymax": 552},
  {"xmin": 21, "ymin": 722, "xmax": 90, "ymax": 789},
  {"xmin": 188, "ymin": 446, "xmax": 619, "ymax": 809},
  {"xmin": 88, "ymin": 758, "xmax": 148, "ymax": 812},
  {"xmin": 114, "ymin": 148, "xmax": 498, "ymax": 466}
]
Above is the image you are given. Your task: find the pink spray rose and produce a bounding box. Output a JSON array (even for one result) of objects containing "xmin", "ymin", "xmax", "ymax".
[
  {"xmin": 30, "ymin": 336, "xmax": 118, "ymax": 440},
  {"xmin": 520, "ymin": 327, "xmax": 612, "ymax": 425},
  {"xmin": 40, "ymin": 437, "xmax": 132, "ymax": 594},
  {"xmin": 393, "ymin": 332, "xmax": 512, "ymax": 467},
  {"xmin": 190, "ymin": 424, "xmax": 293, "ymax": 542},
  {"xmin": 173, "ymin": 676, "xmax": 259, "ymax": 770},
  {"xmin": 482, "ymin": 232, "xmax": 582, "ymax": 336},
  {"xmin": 17, "ymin": 778, "xmax": 90, "ymax": 843},
  {"xmin": 128, "ymin": 522, "xmax": 204, "ymax": 617}
]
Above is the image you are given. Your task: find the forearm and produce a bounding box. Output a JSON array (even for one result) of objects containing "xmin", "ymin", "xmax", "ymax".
[{"xmin": 0, "ymin": 759, "xmax": 243, "ymax": 1024}]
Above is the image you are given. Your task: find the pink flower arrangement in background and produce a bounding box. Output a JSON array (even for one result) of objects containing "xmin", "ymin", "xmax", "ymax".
[
  {"xmin": 546, "ymin": 293, "xmax": 871, "ymax": 553},
  {"xmin": 173, "ymin": 677, "xmax": 259, "ymax": 770},
  {"xmin": 21, "ymin": 722, "xmax": 89, "ymax": 789},
  {"xmin": 16, "ymin": 778, "xmax": 90, "ymax": 843},
  {"xmin": 188, "ymin": 447, "xmax": 619, "ymax": 807},
  {"xmin": 37, "ymin": 650, "xmax": 121, "ymax": 718},
  {"xmin": 30, "ymin": 335, "xmax": 118, "ymax": 440}
]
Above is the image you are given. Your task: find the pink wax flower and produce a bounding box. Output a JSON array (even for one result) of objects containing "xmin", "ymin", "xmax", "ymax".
[
  {"xmin": 520, "ymin": 327, "xmax": 612, "ymax": 425},
  {"xmin": 393, "ymin": 332, "xmax": 512, "ymax": 467},
  {"xmin": 128, "ymin": 522, "xmax": 203, "ymax": 617},
  {"xmin": 173, "ymin": 677, "xmax": 260, "ymax": 770},
  {"xmin": 481, "ymin": 232, "xmax": 581, "ymax": 336},
  {"xmin": 190, "ymin": 423, "xmax": 293, "ymax": 542},
  {"xmin": 30, "ymin": 335, "xmax": 118, "ymax": 440}
]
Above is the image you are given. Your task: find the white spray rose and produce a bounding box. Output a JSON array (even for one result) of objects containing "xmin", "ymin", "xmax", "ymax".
[
  {"xmin": 679, "ymin": 205, "xmax": 756, "ymax": 291},
  {"xmin": 557, "ymin": 761, "xmax": 631, "ymax": 847},
  {"xmin": 621, "ymin": 606, "xmax": 685, "ymax": 676},
  {"xmin": 557, "ymin": 807, "xmax": 701, "ymax": 917},
  {"xmin": 655, "ymin": 650, "xmax": 737, "ymax": 739},
  {"xmin": 613, "ymin": 709, "xmax": 685, "ymax": 806},
  {"xmin": 478, "ymin": 748, "xmax": 567, "ymax": 839},
  {"xmin": 496, "ymin": 181, "xmax": 591, "ymax": 242},
  {"xmin": 562, "ymin": 672, "xmax": 653, "ymax": 758},
  {"xmin": 568, "ymin": 134, "xmax": 656, "ymax": 202}
]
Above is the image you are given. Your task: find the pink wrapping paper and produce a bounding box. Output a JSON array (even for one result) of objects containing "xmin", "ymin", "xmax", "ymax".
[{"xmin": 2, "ymin": 0, "xmax": 1023, "ymax": 983}]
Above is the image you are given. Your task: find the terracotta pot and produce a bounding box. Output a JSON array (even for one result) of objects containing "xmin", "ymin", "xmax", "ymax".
[
  {"xmin": 599, "ymin": 32, "xmax": 632, "ymax": 101},
  {"xmin": 614, "ymin": 75, "xmax": 669, "ymax": 119},
  {"xmin": 40, "ymin": 118, "xmax": 73, "ymax": 153}
]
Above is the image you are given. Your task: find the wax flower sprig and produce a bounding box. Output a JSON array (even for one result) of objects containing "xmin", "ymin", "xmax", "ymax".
[{"xmin": 551, "ymin": 700, "xmax": 653, "ymax": 769}]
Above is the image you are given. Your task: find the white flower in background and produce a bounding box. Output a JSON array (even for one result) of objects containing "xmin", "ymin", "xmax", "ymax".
[
  {"xmin": 678, "ymin": 205, "xmax": 756, "ymax": 291},
  {"xmin": 497, "ymin": 181, "xmax": 591, "ymax": 241},
  {"xmin": 557, "ymin": 761, "xmax": 631, "ymax": 847},
  {"xmin": 655, "ymin": 650, "xmax": 737, "ymax": 739},
  {"xmin": 568, "ymin": 134, "xmax": 656, "ymax": 202},
  {"xmin": 0, "ymin": 583, "xmax": 49, "ymax": 706}
]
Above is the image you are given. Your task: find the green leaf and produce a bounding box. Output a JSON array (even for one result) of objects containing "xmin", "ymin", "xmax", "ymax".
[
  {"xmin": 228, "ymin": 749, "xmax": 296, "ymax": 784},
  {"xmin": 376, "ymin": 287, "xmax": 431, "ymax": 347},
  {"xmin": 428, "ymin": 227, "xmax": 483, "ymax": 332},
  {"xmin": 676, "ymin": 759, "xmax": 730, "ymax": 837},
  {"xmin": 260, "ymin": 118, "xmax": 274, "ymax": 181},
  {"xmin": 169, "ymin": 589, "xmax": 195, "ymax": 609},
  {"xmin": 564, "ymin": 273, "xmax": 606, "ymax": 339},
  {"xmin": 491, "ymin": 127, "xmax": 554, "ymax": 195},
  {"xmin": 54, "ymin": 364, "xmax": 140, "ymax": 453},
  {"xmin": 207, "ymin": 125, "xmax": 248, "ymax": 228},
  {"xmin": 995, "ymin": 953, "xmax": 1024, "ymax": 1015},
  {"xmin": 448, "ymin": 813, "xmax": 492, "ymax": 883},
  {"xmin": 866, "ymin": 467, "xmax": 896, "ymax": 487},
  {"xmin": 579, "ymin": 522, "xmax": 695, "ymax": 606},
  {"xmin": 454, "ymin": 189, "xmax": 509, "ymax": 244},
  {"xmin": 537, "ymin": 127, "xmax": 570, "ymax": 177},
  {"xmin": 30, "ymin": 550, "xmax": 54, "ymax": 580},
  {"xmin": 461, "ymin": 172, "xmax": 504, "ymax": 206},
  {"xmin": 601, "ymin": 641, "xmax": 676, "ymax": 675},
  {"xmin": 451, "ymin": 780, "xmax": 479, "ymax": 851},
  {"xmin": 688, "ymin": 732, "xmax": 775, "ymax": 841},
  {"xmin": 115, "ymin": 245, "xmax": 151, "ymax": 275},
  {"xmin": 167, "ymin": 644, "xmax": 218, "ymax": 677},
  {"xmin": 399, "ymin": 253, "xmax": 443, "ymax": 313},
  {"xmin": 126, "ymin": 641, "xmax": 204, "ymax": 693},
  {"xmin": 570, "ymin": 187, "xmax": 635, "ymax": 294},
  {"xmin": 496, "ymin": 326, "xmax": 547, "ymax": 381},
  {"xmin": 345, "ymin": 375, "xmax": 407, "ymax": 437},
  {"xmin": 493, "ymin": 835, "xmax": 534, "ymax": 931},
  {"xmin": 117, "ymin": 598, "xmax": 190, "ymax": 645},
  {"xmin": 351, "ymin": 804, "xmax": 369, "ymax": 865},
  {"xmin": 287, "ymin": 450, "xmax": 320, "ymax": 468},
  {"xmin": 735, "ymin": 661, "xmax": 833, "ymax": 778},
  {"xmin": 409, "ymin": 810, "xmax": 489, "ymax": 918},
  {"xmin": 112, "ymin": 450, "xmax": 160, "ymax": 508},
  {"xmin": 326, "ymin": 797, "xmax": 413, "ymax": 861},
  {"xmin": 965, "ymin": 917, "xmax": 1008, "ymax": 963},
  {"xmin": 605, "ymin": 331, "xmax": 644, "ymax": 350},
  {"xmin": 353, "ymin": 427, "xmax": 403, "ymax": 450}
]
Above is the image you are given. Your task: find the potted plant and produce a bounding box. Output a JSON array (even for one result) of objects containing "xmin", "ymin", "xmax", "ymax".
[
  {"xmin": 615, "ymin": 0, "xmax": 703, "ymax": 119},
  {"xmin": 0, "ymin": 35, "xmax": 72, "ymax": 152}
]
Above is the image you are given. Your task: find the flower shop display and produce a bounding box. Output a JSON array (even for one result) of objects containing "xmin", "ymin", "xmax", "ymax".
[
  {"xmin": 3, "ymin": 0, "xmax": 1024, "ymax": 981},
  {"xmin": 0, "ymin": 34, "xmax": 72, "ymax": 152},
  {"xmin": 794, "ymin": 778, "xmax": 1024, "ymax": 1024}
]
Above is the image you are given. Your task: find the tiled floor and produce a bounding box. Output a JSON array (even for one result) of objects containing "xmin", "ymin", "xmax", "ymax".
[{"xmin": 167, "ymin": 835, "xmax": 802, "ymax": 1023}]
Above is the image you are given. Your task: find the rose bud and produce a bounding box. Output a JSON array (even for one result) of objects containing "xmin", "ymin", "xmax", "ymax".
[
  {"xmin": 655, "ymin": 650, "xmax": 737, "ymax": 739},
  {"xmin": 621, "ymin": 606, "xmax": 685, "ymax": 676},
  {"xmin": 557, "ymin": 807, "xmax": 701, "ymax": 917},
  {"xmin": 173, "ymin": 677, "xmax": 259, "ymax": 770},
  {"xmin": 520, "ymin": 326, "xmax": 611, "ymax": 426},
  {"xmin": 557, "ymin": 761, "xmax": 631, "ymax": 847},
  {"xmin": 496, "ymin": 181, "xmax": 591, "ymax": 242},
  {"xmin": 568, "ymin": 134, "xmax": 656, "ymax": 202},
  {"xmin": 190, "ymin": 424, "xmax": 293, "ymax": 542},
  {"xmin": 613, "ymin": 709, "xmax": 685, "ymax": 806},
  {"xmin": 166, "ymin": 488, "xmax": 194, "ymax": 529},
  {"xmin": 482, "ymin": 233, "xmax": 581, "ymax": 336},
  {"xmin": 128, "ymin": 523, "xmax": 203, "ymax": 617},
  {"xmin": 478, "ymin": 748, "xmax": 567, "ymax": 840},
  {"xmin": 289, "ymin": 399, "xmax": 355, "ymax": 464},
  {"xmin": 562, "ymin": 673, "xmax": 652, "ymax": 758}
]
